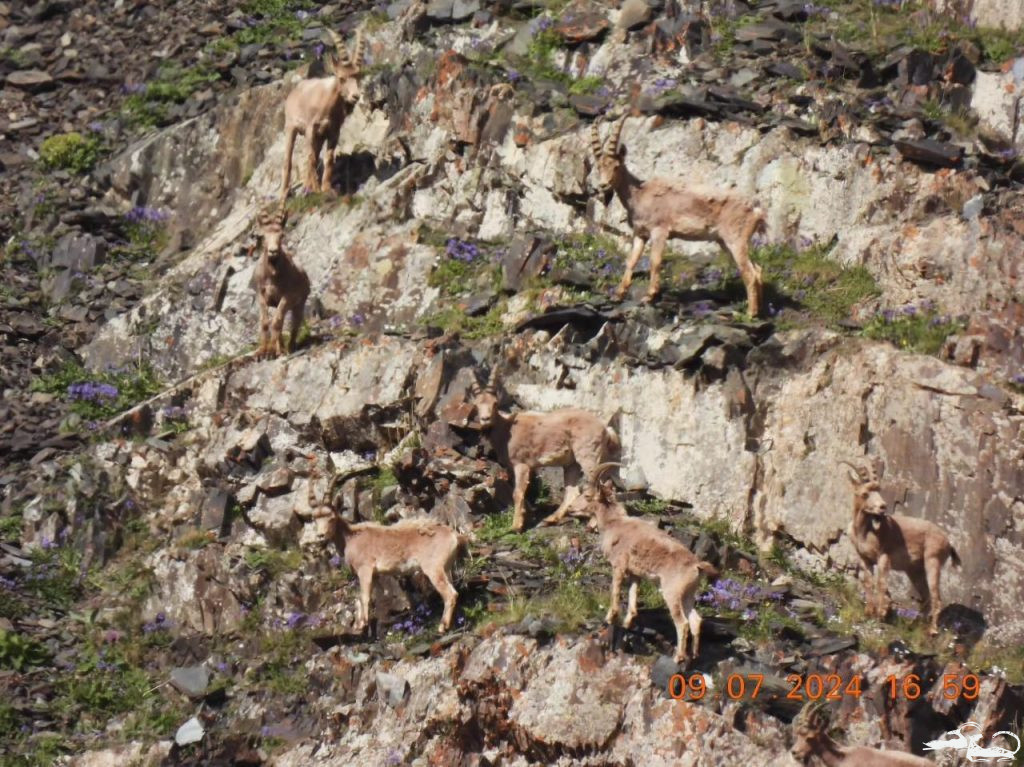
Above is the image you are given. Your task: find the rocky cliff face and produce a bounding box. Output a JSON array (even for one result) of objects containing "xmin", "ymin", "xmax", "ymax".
[{"xmin": 2, "ymin": 0, "xmax": 1024, "ymax": 765}]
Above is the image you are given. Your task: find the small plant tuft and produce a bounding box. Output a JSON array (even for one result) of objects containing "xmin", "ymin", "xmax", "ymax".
[{"xmin": 38, "ymin": 132, "xmax": 102, "ymax": 174}]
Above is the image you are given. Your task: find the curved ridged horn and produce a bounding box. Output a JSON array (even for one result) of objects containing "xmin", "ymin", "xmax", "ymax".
[
  {"xmin": 798, "ymin": 700, "xmax": 829, "ymax": 728},
  {"xmin": 350, "ymin": 29, "xmax": 365, "ymax": 70},
  {"xmin": 485, "ymin": 365, "xmax": 500, "ymax": 391},
  {"xmin": 605, "ymin": 115, "xmax": 626, "ymax": 157},
  {"xmin": 489, "ymin": 83, "xmax": 515, "ymax": 101},
  {"xmin": 589, "ymin": 122, "xmax": 603, "ymax": 158},
  {"xmin": 837, "ymin": 460, "xmax": 869, "ymax": 482},
  {"xmin": 589, "ymin": 462, "xmax": 623, "ymax": 487},
  {"xmin": 327, "ymin": 29, "xmax": 350, "ymax": 65}
]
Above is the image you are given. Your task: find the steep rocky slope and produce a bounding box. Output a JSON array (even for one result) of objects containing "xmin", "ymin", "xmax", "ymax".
[{"xmin": 2, "ymin": 0, "xmax": 1024, "ymax": 765}]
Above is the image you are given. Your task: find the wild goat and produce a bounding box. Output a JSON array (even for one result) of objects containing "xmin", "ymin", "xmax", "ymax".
[
  {"xmin": 589, "ymin": 116, "xmax": 766, "ymax": 315},
  {"xmin": 250, "ymin": 207, "xmax": 310, "ymax": 359},
  {"xmin": 791, "ymin": 702, "xmax": 935, "ymax": 766},
  {"xmin": 468, "ymin": 375, "xmax": 619, "ymax": 532},
  {"xmin": 280, "ymin": 29, "xmax": 365, "ymax": 201},
  {"xmin": 306, "ymin": 471, "xmax": 468, "ymax": 633},
  {"xmin": 843, "ymin": 456, "xmax": 960, "ymax": 636},
  {"xmin": 564, "ymin": 463, "xmax": 718, "ymax": 664}
]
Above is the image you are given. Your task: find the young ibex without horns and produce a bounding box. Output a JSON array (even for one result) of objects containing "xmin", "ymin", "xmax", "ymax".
[
  {"xmin": 250, "ymin": 207, "xmax": 310, "ymax": 359},
  {"xmin": 281, "ymin": 29, "xmax": 365, "ymax": 201},
  {"xmin": 565, "ymin": 463, "xmax": 718, "ymax": 665},
  {"xmin": 791, "ymin": 702, "xmax": 935, "ymax": 766},
  {"xmin": 306, "ymin": 471, "xmax": 468, "ymax": 633},
  {"xmin": 842, "ymin": 456, "xmax": 960, "ymax": 636},
  {"xmin": 589, "ymin": 117, "xmax": 767, "ymax": 315},
  {"xmin": 468, "ymin": 372, "xmax": 620, "ymax": 532}
]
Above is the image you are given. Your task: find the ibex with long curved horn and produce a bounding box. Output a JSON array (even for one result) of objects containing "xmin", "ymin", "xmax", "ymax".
[
  {"xmin": 466, "ymin": 369, "xmax": 620, "ymax": 532},
  {"xmin": 841, "ymin": 456, "xmax": 960, "ymax": 636},
  {"xmin": 589, "ymin": 116, "xmax": 767, "ymax": 315},
  {"xmin": 562, "ymin": 463, "xmax": 718, "ymax": 664},
  {"xmin": 280, "ymin": 28, "xmax": 366, "ymax": 201},
  {"xmin": 791, "ymin": 702, "xmax": 935, "ymax": 765}
]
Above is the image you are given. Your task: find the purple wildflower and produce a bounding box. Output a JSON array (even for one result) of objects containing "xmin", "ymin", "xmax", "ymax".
[
  {"xmin": 901, "ymin": 305, "xmax": 917, "ymax": 316},
  {"xmin": 68, "ymin": 382, "xmax": 119, "ymax": 402},
  {"xmin": 507, "ymin": 69, "xmax": 521, "ymax": 82},
  {"xmin": 285, "ymin": 612, "xmax": 306, "ymax": 629},
  {"xmin": 446, "ymin": 238, "xmax": 479, "ymax": 263},
  {"xmin": 1009, "ymin": 374, "xmax": 1024, "ymax": 386},
  {"xmin": 314, "ymin": 42, "xmax": 325, "ymax": 58},
  {"xmin": 350, "ymin": 312, "xmax": 366, "ymax": 326},
  {"xmin": 329, "ymin": 554, "xmax": 342, "ymax": 567},
  {"xmin": 124, "ymin": 206, "xmax": 169, "ymax": 224},
  {"xmin": 895, "ymin": 606, "xmax": 920, "ymax": 620},
  {"xmin": 881, "ymin": 308, "xmax": 895, "ymax": 322},
  {"xmin": 121, "ymin": 82, "xmax": 146, "ymax": 94}
]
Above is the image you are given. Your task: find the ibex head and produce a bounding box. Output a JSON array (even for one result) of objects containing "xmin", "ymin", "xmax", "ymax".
[
  {"xmin": 467, "ymin": 367, "xmax": 500, "ymax": 428},
  {"xmin": 589, "ymin": 116, "xmax": 626, "ymax": 202},
  {"xmin": 790, "ymin": 701, "xmax": 829, "ymax": 763},
  {"xmin": 839, "ymin": 457, "xmax": 888, "ymax": 518},
  {"xmin": 327, "ymin": 29, "xmax": 365, "ymax": 104},
  {"xmin": 257, "ymin": 206, "xmax": 288, "ymax": 259}
]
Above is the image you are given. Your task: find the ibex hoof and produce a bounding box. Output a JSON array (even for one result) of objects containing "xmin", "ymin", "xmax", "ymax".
[{"xmin": 641, "ymin": 293, "xmax": 657, "ymax": 305}]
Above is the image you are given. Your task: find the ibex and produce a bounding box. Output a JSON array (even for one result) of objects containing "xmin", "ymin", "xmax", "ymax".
[
  {"xmin": 281, "ymin": 29, "xmax": 365, "ymax": 201},
  {"xmin": 589, "ymin": 116, "xmax": 766, "ymax": 315},
  {"xmin": 306, "ymin": 471, "xmax": 468, "ymax": 634},
  {"xmin": 565, "ymin": 463, "xmax": 718, "ymax": 665},
  {"xmin": 467, "ymin": 372, "xmax": 620, "ymax": 532},
  {"xmin": 791, "ymin": 702, "xmax": 935, "ymax": 766},
  {"xmin": 842, "ymin": 456, "xmax": 960, "ymax": 636},
  {"xmin": 250, "ymin": 206, "xmax": 310, "ymax": 359}
]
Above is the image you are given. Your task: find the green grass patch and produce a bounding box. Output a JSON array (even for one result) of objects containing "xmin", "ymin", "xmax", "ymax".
[
  {"xmin": 808, "ymin": 0, "xmax": 1024, "ymax": 62},
  {"xmin": 371, "ymin": 466, "xmax": 398, "ymax": 492},
  {"xmin": 423, "ymin": 301, "xmax": 506, "ymax": 340},
  {"xmin": 549, "ymin": 231, "xmax": 623, "ymax": 290},
  {"xmin": 285, "ymin": 191, "xmax": 339, "ymax": 216},
  {"xmin": 0, "ymin": 512, "xmax": 21, "ymax": 542},
  {"xmin": 476, "ymin": 509, "xmax": 558, "ymax": 564},
  {"xmin": 235, "ymin": 0, "xmax": 315, "ymax": 46},
  {"xmin": 176, "ymin": 529, "xmax": 214, "ymax": 550},
  {"xmin": 628, "ymin": 498, "xmax": 670, "ymax": 516},
  {"xmin": 253, "ymin": 626, "xmax": 310, "ymax": 695},
  {"xmin": 38, "ymin": 132, "xmax": 102, "ymax": 174},
  {"xmin": 0, "ymin": 629, "xmax": 50, "ymax": 671},
  {"xmin": 121, "ymin": 64, "xmax": 220, "ymax": 129},
  {"xmin": 31, "ymin": 360, "xmax": 162, "ymax": 422},
  {"xmin": 244, "ymin": 547, "xmax": 304, "ymax": 578},
  {"xmin": 861, "ymin": 305, "xmax": 965, "ymax": 355},
  {"xmin": 755, "ymin": 241, "xmax": 879, "ymax": 326}
]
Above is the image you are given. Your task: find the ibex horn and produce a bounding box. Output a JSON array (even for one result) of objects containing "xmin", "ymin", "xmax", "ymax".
[
  {"xmin": 605, "ymin": 114, "xmax": 626, "ymax": 157},
  {"xmin": 837, "ymin": 460, "xmax": 870, "ymax": 481},
  {"xmin": 590, "ymin": 462, "xmax": 623, "ymax": 487},
  {"xmin": 351, "ymin": 29, "xmax": 365, "ymax": 70},
  {"xmin": 801, "ymin": 700, "xmax": 829, "ymax": 727},
  {"xmin": 328, "ymin": 29, "xmax": 350, "ymax": 65},
  {"xmin": 589, "ymin": 122, "xmax": 603, "ymax": 158},
  {"xmin": 485, "ymin": 365, "xmax": 500, "ymax": 390}
]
